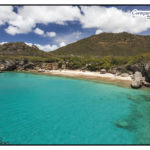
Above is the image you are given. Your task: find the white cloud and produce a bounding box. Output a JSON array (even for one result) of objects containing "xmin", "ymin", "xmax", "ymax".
[
  {"xmin": 0, "ymin": 41, "xmax": 8, "ymax": 45},
  {"xmin": 46, "ymin": 32, "xmax": 56, "ymax": 37},
  {"xmin": 59, "ymin": 42, "xmax": 66, "ymax": 47},
  {"xmin": 34, "ymin": 29, "xmax": 56, "ymax": 38},
  {"xmin": 34, "ymin": 28, "xmax": 44, "ymax": 35},
  {"xmin": 1, "ymin": 6, "xmax": 150, "ymax": 36},
  {"xmin": 25, "ymin": 42, "xmax": 58, "ymax": 52},
  {"xmin": 0, "ymin": 6, "xmax": 17, "ymax": 25},
  {"xmin": 35, "ymin": 44, "xmax": 58, "ymax": 52},
  {"xmin": 95, "ymin": 29, "xmax": 103, "ymax": 35},
  {"xmin": 5, "ymin": 15, "xmax": 35, "ymax": 35},
  {"xmin": 80, "ymin": 6, "xmax": 150, "ymax": 34},
  {"xmin": 5, "ymin": 26, "xmax": 19, "ymax": 35},
  {"xmin": 54, "ymin": 31, "xmax": 82, "ymax": 45},
  {"xmin": 25, "ymin": 42, "xmax": 33, "ymax": 47},
  {"xmin": 4, "ymin": 6, "xmax": 81, "ymax": 35}
]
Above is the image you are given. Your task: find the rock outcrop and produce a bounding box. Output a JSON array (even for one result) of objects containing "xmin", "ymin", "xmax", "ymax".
[
  {"xmin": 131, "ymin": 71, "xmax": 144, "ymax": 89},
  {"xmin": 3, "ymin": 60, "xmax": 17, "ymax": 71},
  {"xmin": 0, "ymin": 60, "xmax": 63, "ymax": 72},
  {"xmin": 144, "ymin": 63, "xmax": 150, "ymax": 82},
  {"xmin": 126, "ymin": 63, "xmax": 145, "ymax": 74},
  {"xmin": 61, "ymin": 64, "xmax": 66, "ymax": 69},
  {"xmin": 108, "ymin": 67, "xmax": 129, "ymax": 76},
  {"xmin": 0, "ymin": 60, "xmax": 36, "ymax": 71},
  {"xmin": 100, "ymin": 69, "xmax": 106, "ymax": 74}
]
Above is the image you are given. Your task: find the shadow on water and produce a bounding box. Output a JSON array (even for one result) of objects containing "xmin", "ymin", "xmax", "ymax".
[
  {"xmin": 114, "ymin": 93, "xmax": 150, "ymax": 144},
  {"xmin": 133, "ymin": 95, "xmax": 150, "ymax": 144},
  {"xmin": 0, "ymin": 137, "xmax": 9, "ymax": 145}
]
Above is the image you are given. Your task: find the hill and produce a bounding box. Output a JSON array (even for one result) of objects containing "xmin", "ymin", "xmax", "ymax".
[
  {"xmin": 51, "ymin": 32, "xmax": 150, "ymax": 57},
  {"xmin": 0, "ymin": 42, "xmax": 50, "ymax": 57}
]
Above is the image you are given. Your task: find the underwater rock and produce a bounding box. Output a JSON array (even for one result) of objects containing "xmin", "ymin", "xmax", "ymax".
[
  {"xmin": 142, "ymin": 95, "xmax": 150, "ymax": 101},
  {"xmin": 115, "ymin": 120, "xmax": 130, "ymax": 129},
  {"xmin": 128, "ymin": 96, "xmax": 137, "ymax": 101}
]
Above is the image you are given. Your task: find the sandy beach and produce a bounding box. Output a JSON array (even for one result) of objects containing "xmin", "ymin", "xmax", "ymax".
[{"xmin": 30, "ymin": 69, "xmax": 132, "ymax": 88}]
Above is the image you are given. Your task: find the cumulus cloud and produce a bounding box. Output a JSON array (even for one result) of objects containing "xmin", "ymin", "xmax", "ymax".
[
  {"xmin": 25, "ymin": 42, "xmax": 58, "ymax": 52},
  {"xmin": 34, "ymin": 28, "xmax": 56, "ymax": 38},
  {"xmin": 54, "ymin": 31, "xmax": 82, "ymax": 44},
  {"xmin": 80, "ymin": 6, "xmax": 150, "ymax": 34},
  {"xmin": 0, "ymin": 6, "xmax": 17, "ymax": 25},
  {"xmin": 35, "ymin": 44, "xmax": 58, "ymax": 52},
  {"xmin": 4, "ymin": 6, "xmax": 81, "ymax": 35},
  {"xmin": 95, "ymin": 29, "xmax": 103, "ymax": 35},
  {"xmin": 0, "ymin": 41, "xmax": 8, "ymax": 45},
  {"xmin": 1, "ymin": 6, "xmax": 150, "ymax": 36},
  {"xmin": 5, "ymin": 15, "xmax": 36, "ymax": 35},
  {"xmin": 25, "ymin": 41, "xmax": 66, "ymax": 52},
  {"xmin": 25, "ymin": 42, "xmax": 33, "ymax": 47},
  {"xmin": 34, "ymin": 28, "xmax": 44, "ymax": 35},
  {"xmin": 59, "ymin": 42, "xmax": 66, "ymax": 47},
  {"xmin": 46, "ymin": 32, "xmax": 56, "ymax": 37}
]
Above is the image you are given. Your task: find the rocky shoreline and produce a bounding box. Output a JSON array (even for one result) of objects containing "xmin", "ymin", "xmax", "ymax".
[{"xmin": 0, "ymin": 59, "xmax": 150, "ymax": 89}]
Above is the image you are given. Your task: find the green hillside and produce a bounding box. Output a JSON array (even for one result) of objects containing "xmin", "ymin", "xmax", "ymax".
[
  {"xmin": 0, "ymin": 42, "xmax": 50, "ymax": 57},
  {"xmin": 51, "ymin": 32, "xmax": 150, "ymax": 57}
]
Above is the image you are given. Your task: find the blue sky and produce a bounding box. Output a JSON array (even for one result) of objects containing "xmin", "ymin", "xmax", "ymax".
[{"xmin": 0, "ymin": 5, "xmax": 150, "ymax": 51}]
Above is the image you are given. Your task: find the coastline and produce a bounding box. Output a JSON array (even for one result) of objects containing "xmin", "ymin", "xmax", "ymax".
[{"xmin": 27, "ymin": 69, "xmax": 132, "ymax": 88}]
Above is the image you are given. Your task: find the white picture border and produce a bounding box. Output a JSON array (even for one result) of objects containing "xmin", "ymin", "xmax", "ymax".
[{"xmin": 0, "ymin": 1, "xmax": 150, "ymax": 150}]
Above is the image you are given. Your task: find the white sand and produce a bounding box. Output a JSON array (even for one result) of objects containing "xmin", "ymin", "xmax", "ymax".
[{"xmin": 38, "ymin": 69, "xmax": 132, "ymax": 81}]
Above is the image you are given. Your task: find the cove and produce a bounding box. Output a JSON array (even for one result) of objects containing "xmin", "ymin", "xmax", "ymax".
[{"xmin": 0, "ymin": 72, "xmax": 150, "ymax": 144}]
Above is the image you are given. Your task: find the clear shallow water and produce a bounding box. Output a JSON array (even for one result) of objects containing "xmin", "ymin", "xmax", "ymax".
[{"xmin": 0, "ymin": 72, "xmax": 150, "ymax": 144}]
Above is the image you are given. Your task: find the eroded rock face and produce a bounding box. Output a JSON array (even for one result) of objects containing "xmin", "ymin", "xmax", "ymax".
[
  {"xmin": 143, "ymin": 81, "xmax": 150, "ymax": 87},
  {"xmin": 52, "ymin": 63, "xmax": 59, "ymax": 70},
  {"xmin": 144, "ymin": 63, "xmax": 150, "ymax": 82},
  {"xmin": 0, "ymin": 60, "xmax": 36, "ymax": 71},
  {"xmin": 131, "ymin": 71, "xmax": 144, "ymax": 89},
  {"xmin": 61, "ymin": 64, "xmax": 66, "ymax": 69},
  {"xmin": 108, "ymin": 67, "xmax": 130, "ymax": 76},
  {"xmin": 126, "ymin": 63, "xmax": 150, "ymax": 88},
  {"xmin": 2, "ymin": 60, "xmax": 17, "ymax": 71},
  {"xmin": 131, "ymin": 80, "xmax": 142, "ymax": 89},
  {"xmin": 41, "ymin": 63, "xmax": 53, "ymax": 70},
  {"xmin": 100, "ymin": 69, "xmax": 106, "ymax": 74},
  {"xmin": 126, "ymin": 64, "xmax": 145, "ymax": 75},
  {"xmin": 39, "ymin": 63, "xmax": 60, "ymax": 70},
  {"xmin": 108, "ymin": 67, "xmax": 117, "ymax": 74},
  {"xmin": 0, "ymin": 63, "xmax": 5, "ymax": 71},
  {"xmin": 23, "ymin": 63, "xmax": 35, "ymax": 70}
]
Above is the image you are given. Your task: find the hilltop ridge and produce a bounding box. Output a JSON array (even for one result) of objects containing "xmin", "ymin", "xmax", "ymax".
[
  {"xmin": 0, "ymin": 42, "xmax": 50, "ymax": 57},
  {"xmin": 51, "ymin": 32, "xmax": 150, "ymax": 56}
]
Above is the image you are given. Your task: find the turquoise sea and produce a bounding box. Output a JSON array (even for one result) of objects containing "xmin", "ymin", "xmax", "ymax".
[{"xmin": 0, "ymin": 72, "xmax": 150, "ymax": 144}]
